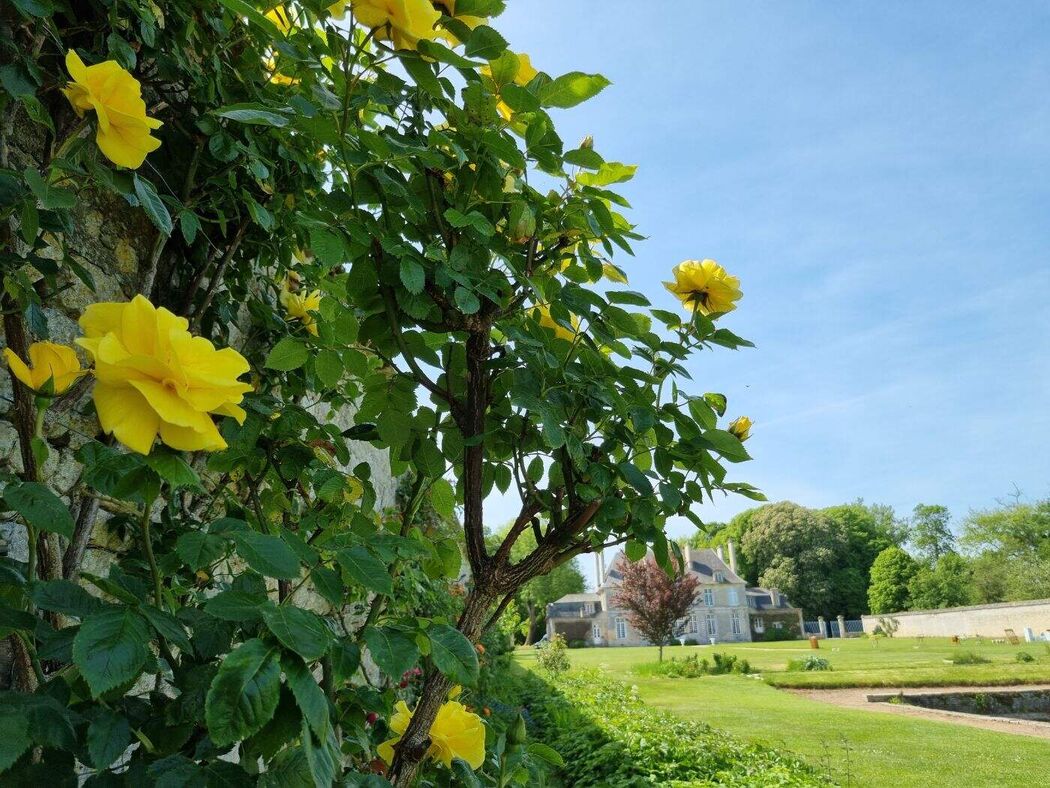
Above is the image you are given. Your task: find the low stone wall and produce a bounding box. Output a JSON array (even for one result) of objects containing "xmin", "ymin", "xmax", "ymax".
[{"xmin": 862, "ymin": 599, "xmax": 1050, "ymax": 639}]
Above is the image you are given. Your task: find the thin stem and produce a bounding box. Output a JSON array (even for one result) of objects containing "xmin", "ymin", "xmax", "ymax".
[{"xmin": 141, "ymin": 497, "xmax": 163, "ymax": 609}]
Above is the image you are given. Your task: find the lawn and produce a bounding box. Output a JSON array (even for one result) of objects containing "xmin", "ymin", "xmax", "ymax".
[{"xmin": 513, "ymin": 638, "xmax": 1050, "ymax": 787}]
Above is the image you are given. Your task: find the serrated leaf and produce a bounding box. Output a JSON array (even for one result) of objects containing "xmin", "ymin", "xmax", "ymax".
[
  {"xmin": 215, "ymin": 103, "xmax": 289, "ymax": 126},
  {"xmin": 625, "ymin": 539, "xmax": 647, "ymax": 562},
  {"xmin": 527, "ymin": 741, "xmax": 564, "ymax": 766},
  {"xmin": 429, "ymin": 478, "xmax": 455, "ymax": 519},
  {"xmin": 454, "ymin": 287, "xmax": 480, "ymax": 314},
  {"xmin": 538, "ymin": 72, "xmax": 611, "ymax": 109},
  {"xmin": 265, "ymin": 338, "xmax": 309, "ymax": 371},
  {"xmin": 314, "ymin": 349, "xmax": 343, "ymax": 387},
  {"xmin": 87, "ymin": 708, "xmax": 131, "ymax": 769},
  {"xmin": 4, "ymin": 481, "xmax": 74, "ymax": 538},
  {"xmin": 463, "ymin": 25, "xmax": 508, "ymax": 59},
  {"xmin": 399, "ymin": 258, "xmax": 425, "ymax": 294},
  {"xmin": 363, "ymin": 627, "xmax": 418, "ymax": 680},
  {"xmin": 263, "ymin": 606, "xmax": 331, "ymax": 661},
  {"xmin": 205, "ymin": 639, "xmax": 281, "ymax": 747},
  {"xmin": 176, "ymin": 531, "xmax": 225, "ymax": 570},
  {"xmin": 73, "ymin": 609, "xmax": 151, "ymax": 697},
  {"xmin": 30, "ymin": 579, "xmax": 104, "ymax": 618},
  {"xmin": 133, "ymin": 174, "xmax": 172, "ymax": 235},
  {"xmin": 701, "ymin": 429, "xmax": 751, "ymax": 463},
  {"xmin": 428, "ymin": 624, "xmax": 478, "ymax": 686},
  {"xmin": 205, "ymin": 589, "xmax": 269, "ymax": 621},
  {"xmin": 142, "ymin": 605, "xmax": 193, "ymax": 653},
  {"xmin": 617, "ymin": 461, "xmax": 653, "ymax": 496},
  {"xmin": 232, "ymin": 532, "xmax": 301, "ymax": 579},
  {"xmin": 0, "ymin": 705, "xmax": 31, "ymax": 773},
  {"xmin": 144, "ymin": 451, "xmax": 202, "ymax": 490},
  {"xmin": 282, "ymin": 656, "xmax": 329, "ymax": 739},
  {"xmin": 336, "ymin": 546, "xmax": 393, "ymax": 595}
]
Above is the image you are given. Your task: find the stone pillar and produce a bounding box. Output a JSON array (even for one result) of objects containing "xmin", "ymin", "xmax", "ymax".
[
  {"xmin": 837, "ymin": 615, "xmax": 846, "ymax": 638},
  {"xmin": 818, "ymin": 616, "xmax": 827, "ymax": 639}
]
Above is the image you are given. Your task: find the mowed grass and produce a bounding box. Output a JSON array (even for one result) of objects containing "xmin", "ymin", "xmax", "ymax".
[
  {"xmin": 513, "ymin": 639, "xmax": 1050, "ymax": 787},
  {"xmin": 558, "ymin": 636, "xmax": 1050, "ymax": 688}
]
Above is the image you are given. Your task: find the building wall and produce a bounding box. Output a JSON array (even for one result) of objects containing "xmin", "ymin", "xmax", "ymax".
[
  {"xmin": 861, "ymin": 599, "xmax": 1050, "ymax": 638},
  {"xmin": 599, "ymin": 581, "xmax": 752, "ymax": 646},
  {"xmin": 749, "ymin": 608, "xmax": 804, "ymax": 640}
]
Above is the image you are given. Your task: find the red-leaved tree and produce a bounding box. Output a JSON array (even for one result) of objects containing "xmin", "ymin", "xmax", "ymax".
[{"xmin": 613, "ymin": 555, "xmax": 700, "ymax": 661}]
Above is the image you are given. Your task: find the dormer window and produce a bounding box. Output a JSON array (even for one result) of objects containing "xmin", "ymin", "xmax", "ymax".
[
  {"xmin": 714, "ymin": 571, "xmax": 725, "ymax": 583},
  {"xmin": 583, "ymin": 602, "xmax": 595, "ymax": 615}
]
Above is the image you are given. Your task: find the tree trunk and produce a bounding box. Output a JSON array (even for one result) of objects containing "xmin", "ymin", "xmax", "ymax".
[
  {"xmin": 524, "ymin": 601, "xmax": 536, "ymax": 646},
  {"xmin": 387, "ymin": 586, "xmax": 496, "ymax": 787},
  {"xmin": 658, "ymin": 643, "xmax": 663, "ymax": 663}
]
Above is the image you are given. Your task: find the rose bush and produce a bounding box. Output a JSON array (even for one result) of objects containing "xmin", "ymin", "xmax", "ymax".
[{"xmin": 1, "ymin": 1, "xmax": 761, "ymax": 785}]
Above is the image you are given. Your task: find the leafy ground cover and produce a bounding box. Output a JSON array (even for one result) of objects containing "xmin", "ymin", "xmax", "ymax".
[
  {"xmin": 485, "ymin": 663, "xmax": 820, "ymax": 787},
  {"xmin": 514, "ymin": 639, "xmax": 1050, "ymax": 786}
]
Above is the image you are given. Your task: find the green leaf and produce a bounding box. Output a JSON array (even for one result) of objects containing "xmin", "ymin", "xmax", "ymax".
[
  {"xmin": 0, "ymin": 705, "xmax": 31, "ymax": 773},
  {"xmin": 206, "ymin": 589, "xmax": 270, "ymax": 622},
  {"xmin": 282, "ymin": 655, "xmax": 330, "ymax": 739},
  {"xmin": 302, "ymin": 719, "xmax": 340, "ymax": 788},
  {"xmin": 314, "ymin": 349, "xmax": 343, "ymax": 388},
  {"xmin": 4, "ymin": 481, "xmax": 74, "ymax": 538},
  {"xmin": 624, "ymin": 539, "xmax": 647, "ymax": 562},
  {"xmin": 428, "ymin": 624, "xmax": 479, "ymax": 686},
  {"xmin": 527, "ymin": 742, "xmax": 565, "ymax": 766},
  {"xmin": 701, "ymin": 429, "xmax": 751, "ymax": 463},
  {"xmin": 309, "ymin": 227, "xmax": 343, "ymax": 266},
  {"xmin": 263, "ymin": 606, "xmax": 331, "ymax": 661},
  {"xmin": 73, "ymin": 609, "xmax": 151, "ymax": 697},
  {"xmin": 416, "ymin": 40, "xmax": 482, "ymax": 68},
  {"xmin": 464, "ymin": 25, "xmax": 508, "ymax": 59},
  {"xmin": 617, "ymin": 461, "xmax": 653, "ymax": 496},
  {"xmin": 429, "ymin": 478, "xmax": 455, "ymax": 519},
  {"xmin": 363, "ymin": 627, "xmax": 418, "ymax": 679},
  {"xmin": 336, "ymin": 546, "xmax": 393, "ymax": 595},
  {"xmin": 23, "ymin": 167, "xmax": 74, "ymax": 210},
  {"xmin": 0, "ymin": 607, "xmax": 37, "ymax": 637},
  {"xmin": 703, "ymin": 392, "xmax": 728, "ymax": 417},
  {"xmin": 265, "ymin": 338, "xmax": 310, "ymax": 371},
  {"xmin": 232, "ymin": 532, "xmax": 301, "ymax": 580},
  {"xmin": 216, "ymin": 0, "xmax": 280, "ymax": 34},
  {"xmin": 577, "ymin": 161, "xmax": 637, "ymax": 187},
  {"xmin": 376, "ymin": 409, "xmax": 411, "ymax": 449},
  {"xmin": 206, "ymin": 639, "xmax": 281, "ymax": 747},
  {"xmin": 538, "ymin": 72, "xmax": 611, "ymax": 109},
  {"xmin": 87, "ymin": 708, "xmax": 131, "ymax": 769},
  {"xmin": 176, "ymin": 531, "xmax": 225, "ymax": 570},
  {"xmin": 399, "ymin": 258, "xmax": 425, "ymax": 294},
  {"xmin": 30, "ymin": 579, "xmax": 104, "ymax": 618},
  {"xmin": 215, "ymin": 103, "xmax": 289, "ymax": 126},
  {"xmin": 133, "ymin": 174, "xmax": 173, "ymax": 236},
  {"xmin": 141, "ymin": 605, "xmax": 193, "ymax": 653},
  {"xmin": 144, "ymin": 451, "xmax": 202, "ymax": 490},
  {"xmin": 454, "ymin": 287, "xmax": 480, "ymax": 315},
  {"xmin": 178, "ymin": 209, "xmax": 201, "ymax": 244}
]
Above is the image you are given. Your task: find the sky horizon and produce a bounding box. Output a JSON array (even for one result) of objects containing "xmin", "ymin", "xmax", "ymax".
[{"xmin": 486, "ymin": 2, "xmax": 1050, "ymax": 590}]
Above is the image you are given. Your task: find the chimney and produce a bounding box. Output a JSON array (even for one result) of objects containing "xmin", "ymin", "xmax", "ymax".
[
  {"xmin": 683, "ymin": 543, "xmax": 692, "ymax": 570},
  {"xmin": 728, "ymin": 540, "xmax": 738, "ymax": 574},
  {"xmin": 597, "ymin": 549, "xmax": 606, "ymax": 584},
  {"xmin": 770, "ymin": 588, "xmax": 781, "ymax": 607},
  {"xmin": 716, "ymin": 545, "xmax": 725, "ymax": 562}
]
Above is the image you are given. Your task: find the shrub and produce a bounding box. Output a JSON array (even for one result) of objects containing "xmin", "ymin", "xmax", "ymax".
[
  {"xmin": 651, "ymin": 652, "xmax": 752, "ymax": 678},
  {"xmin": 537, "ymin": 633, "xmax": 571, "ymax": 676},
  {"xmin": 495, "ymin": 666, "xmax": 821, "ymax": 786},
  {"xmin": 1016, "ymin": 651, "xmax": 1035, "ymax": 663},
  {"xmin": 952, "ymin": 651, "xmax": 991, "ymax": 665},
  {"xmin": 788, "ymin": 656, "xmax": 832, "ymax": 672},
  {"xmin": 683, "ymin": 638, "xmax": 699, "ymax": 646},
  {"xmin": 568, "ymin": 639, "xmax": 587, "ymax": 649}
]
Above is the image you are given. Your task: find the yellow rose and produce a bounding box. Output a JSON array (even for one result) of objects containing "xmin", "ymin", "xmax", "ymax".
[
  {"xmin": 378, "ymin": 699, "xmax": 485, "ymax": 770},
  {"xmin": 75, "ymin": 296, "xmax": 251, "ymax": 455},
  {"xmin": 279, "ymin": 274, "xmax": 322, "ymax": 336},
  {"xmin": 728, "ymin": 416, "xmax": 752, "ymax": 441},
  {"xmin": 3, "ymin": 341, "xmax": 84, "ymax": 395},
  {"xmin": 350, "ymin": 0, "xmax": 442, "ymax": 51},
  {"xmin": 531, "ymin": 304, "xmax": 578, "ymax": 343},
  {"xmin": 663, "ymin": 259, "xmax": 742, "ymax": 315},
  {"xmin": 61, "ymin": 51, "xmax": 162, "ymax": 170}
]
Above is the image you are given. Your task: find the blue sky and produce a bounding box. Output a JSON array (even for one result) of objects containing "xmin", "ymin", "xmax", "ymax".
[{"xmin": 486, "ymin": 2, "xmax": 1050, "ymax": 587}]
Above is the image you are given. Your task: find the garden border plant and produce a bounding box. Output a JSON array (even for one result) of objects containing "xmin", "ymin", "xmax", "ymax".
[{"xmin": 1, "ymin": 0, "xmax": 760, "ymax": 784}]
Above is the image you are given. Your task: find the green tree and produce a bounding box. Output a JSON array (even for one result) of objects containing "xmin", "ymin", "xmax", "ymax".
[
  {"xmin": 822, "ymin": 501, "xmax": 902, "ymax": 615},
  {"xmin": 687, "ymin": 507, "xmax": 761, "ymax": 583},
  {"xmin": 907, "ymin": 552, "xmax": 973, "ymax": 610},
  {"xmin": 909, "ymin": 503, "xmax": 955, "ymax": 561},
  {"xmin": 962, "ymin": 496, "xmax": 1050, "ymax": 560},
  {"xmin": 867, "ymin": 546, "xmax": 918, "ymax": 614},
  {"xmin": 740, "ymin": 502, "xmax": 850, "ymax": 617}
]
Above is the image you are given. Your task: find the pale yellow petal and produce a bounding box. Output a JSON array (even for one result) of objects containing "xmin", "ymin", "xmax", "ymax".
[{"xmin": 93, "ymin": 383, "xmax": 161, "ymax": 455}]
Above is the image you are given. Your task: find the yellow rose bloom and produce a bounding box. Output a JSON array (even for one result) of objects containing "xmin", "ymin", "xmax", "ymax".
[
  {"xmin": 378, "ymin": 699, "xmax": 485, "ymax": 770},
  {"xmin": 728, "ymin": 416, "xmax": 752, "ymax": 441},
  {"xmin": 663, "ymin": 259, "xmax": 742, "ymax": 315},
  {"xmin": 279, "ymin": 274, "xmax": 322, "ymax": 336},
  {"xmin": 531, "ymin": 304, "xmax": 578, "ymax": 343},
  {"xmin": 350, "ymin": 0, "xmax": 441, "ymax": 51},
  {"xmin": 61, "ymin": 51, "xmax": 162, "ymax": 170},
  {"xmin": 75, "ymin": 296, "xmax": 251, "ymax": 455},
  {"xmin": 3, "ymin": 341, "xmax": 84, "ymax": 395}
]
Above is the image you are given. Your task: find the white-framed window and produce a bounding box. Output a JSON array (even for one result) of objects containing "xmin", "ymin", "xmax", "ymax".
[
  {"xmin": 731, "ymin": 612, "xmax": 741, "ymax": 635},
  {"xmin": 703, "ymin": 588, "xmax": 714, "ymax": 607},
  {"xmin": 592, "ymin": 623, "xmax": 602, "ymax": 640},
  {"xmin": 687, "ymin": 615, "xmax": 698, "ymax": 634},
  {"xmin": 753, "ymin": 616, "xmax": 765, "ymax": 633},
  {"xmin": 714, "ymin": 571, "xmax": 725, "ymax": 582},
  {"xmin": 706, "ymin": 613, "xmax": 717, "ymax": 636},
  {"xmin": 727, "ymin": 589, "xmax": 739, "ymax": 606},
  {"xmin": 583, "ymin": 602, "xmax": 595, "ymax": 615},
  {"xmin": 774, "ymin": 621, "xmax": 784, "ymax": 630},
  {"xmin": 615, "ymin": 618, "xmax": 627, "ymax": 639}
]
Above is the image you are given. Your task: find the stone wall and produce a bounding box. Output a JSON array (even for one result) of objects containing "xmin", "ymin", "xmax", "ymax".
[{"xmin": 861, "ymin": 599, "xmax": 1050, "ymax": 639}]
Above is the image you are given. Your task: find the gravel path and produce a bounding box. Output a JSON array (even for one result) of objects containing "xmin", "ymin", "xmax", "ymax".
[{"xmin": 788, "ymin": 684, "xmax": 1050, "ymax": 739}]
